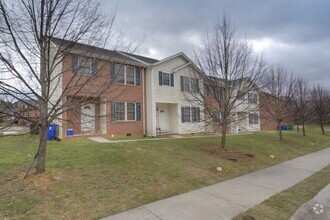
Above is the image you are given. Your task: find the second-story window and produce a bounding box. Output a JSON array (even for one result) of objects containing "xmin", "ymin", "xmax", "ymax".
[
  {"xmin": 248, "ymin": 93, "xmax": 258, "ymax": 104},
  {"xmin": 180, "ymin": 76, "xmax": 199, "ymax": 93},
  {"xmin": 159, "ymin": 71, "xmax": 174, "ymax": 86},
  {"xmin": 72, "ymin": 55, "xmax": 97, "ymax": 75},
  {"xmin": 191, "ymin": 78, "xmax": 199, "ymax": 93},
  {"xmin": 237, "ymin": 91, "xmax": 245, "ymax": 100},
  {"xmin": 112, "ymin": 64, "xmax": 140, "ymax": 86}
]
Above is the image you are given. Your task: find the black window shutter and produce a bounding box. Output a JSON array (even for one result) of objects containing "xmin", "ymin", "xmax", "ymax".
[
  {"xmin": 170, "ymin": 73, "xmax": 174, "ymax": 87},
  {"xmin": 136, "ymin": 68, "xmax": 140, "ymax": 85},
  {"xmin": 180, "ymin": 76, "xmax": 184, "ymax": 91},
  {"xmin": 72, "ymin": 55, "xmax": 78, "ymax": 73},
  {"xmin": 181, "ymin": 107, "xmax": 185, "ymax": 123},
  {"xmin": 197, "ymin": 107, "xmax": 200, "ymax": 122},
  {"xmin": 111, "ymin": 102, "xmax": 116, "ymax": 121},
  {"xmin": 136, "ymin": 103, "xmax": 141, "ymax": 121},
  {"xmin": 159, "ymin": 71, "xmax": 163, "ymax": 85},
  {"xmin": 110, "ymin": 63, "xmax": 115, "ymax": 81},
  {"xmin": 92, "ymin": 60, "xmax": 97, "ymax": 75}
]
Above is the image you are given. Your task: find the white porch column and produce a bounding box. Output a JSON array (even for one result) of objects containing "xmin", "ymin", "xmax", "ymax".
[{"xmin": 100, "ymin": 97, "xmax": 107, "ymax": 134}]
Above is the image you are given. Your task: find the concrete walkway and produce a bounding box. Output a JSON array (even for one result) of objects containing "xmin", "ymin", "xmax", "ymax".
[
  {"xmin": 88, "ymin": 132, "xmax": 253, "ymax": 143},
  {"xmin": 102, "ymin": 148, "xmax": 330, "ymax": 220},
  {"xmin": 290, "ymin": 184, "xmax": 330, "ymax": 220}
]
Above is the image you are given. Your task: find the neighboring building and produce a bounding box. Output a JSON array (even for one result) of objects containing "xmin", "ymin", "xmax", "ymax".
[
  {"xmin": 16, "ymin": 99, "xmax": 40, "ymax": 125},
  {"xmin": 259, "ymin": 92, "xmax": 292, "ymax": 130}
]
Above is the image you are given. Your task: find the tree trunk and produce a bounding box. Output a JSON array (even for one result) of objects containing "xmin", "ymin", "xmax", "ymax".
[
  {"xmin": 35, "ymin": 118, "xmax": 48, "ymax": 174},
  {"xmin": 35, "ymin": 36, "xmax": 48, "ymax": 174},
  {"xmin": 320, "ymin": 122, "xmax": 325, "ymax": 135},
  {"xmin": 302, "ymin": 122, "xmax": 306, "ymax": 136},
  {"xmin": 220, "ymin": 123, "xmax": 227, "ymax": 149},
  {"xmin": 277, "ymin": 123, "xmax": 283, "ymax": 140},
  {"xmin": 296, "ymin": 124, "xmax": 299, "ymax": 132}
]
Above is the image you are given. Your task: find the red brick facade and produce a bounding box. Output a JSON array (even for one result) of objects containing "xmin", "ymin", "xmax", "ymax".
[{"xmin": 60, "ymin": 54, "xmax": 145, "ymax": 139}]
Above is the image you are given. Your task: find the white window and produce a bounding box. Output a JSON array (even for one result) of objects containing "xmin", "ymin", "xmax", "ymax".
[
  {"xmin": 249, "ymin": 113, "xmax": 259, "ymax": 124},
  {"xmin": 126, "ymin": 103, "xmax": 136, "ymax": 121},
  {"xmin": 23, "ymin": 105, "xmax": 29, "ymax": 109},
  {"xmin": 115, "ymin": 102, "xmax": 136, "ymax": 121},
  {"xmin": 182, "ymin": 107, "xmax": 200, "ymax": 123},
  {"xmin": 191, "ymin": 78, "xmax": 199, "ymax": 93},
  {"xmin": 215, "ymin": 87, "xmax": 225, "ymax": 100},
  {"xmin": 162, "ymin": 72, "xmax": 170, "ymax": 86},
  {"xmin": 182, "ymin": 76, "xmax": 190, "ymax": 92},
  {"xmin": 248, "ymin": 93, "xmax": 258, "ymax": 104},
  {"xmin": 126, "ymin": 66, "xmax": 135, "ymax": 85},
  {"xmin": 78, "ymin": 57, "xmax": 93, "ymax": 75},
  {"xmin": 237, "ymin": 91, "xmax": 244, "ymax": 100},
  {"xmin": 115, "ymin": 102, "xmax": 125, "ymax": 121},
  {"xmin": 213, "ymin": 112, "xmax": 223, "ymax": 123},
  {"xmin": 114, "ymin": 64, "xmax": 136, "ymax": 85}
]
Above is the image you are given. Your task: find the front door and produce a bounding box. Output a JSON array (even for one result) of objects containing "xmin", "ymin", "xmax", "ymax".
[
  {"xmin": 159, "ymin": 109, "xmax": 167, "ymax": 132},
  {"xmin": 81, "ymin": 103, "xmax": 95, "ymax": 133}
]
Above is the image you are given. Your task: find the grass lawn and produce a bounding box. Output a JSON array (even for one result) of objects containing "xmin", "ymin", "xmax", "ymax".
[
  {"xmin": 234, "ymin": 165, "xmax": 330, "ymax": 220},
  {"xmin": 0, "ymin": 127, "xmax": 329, "ymax": 219}
]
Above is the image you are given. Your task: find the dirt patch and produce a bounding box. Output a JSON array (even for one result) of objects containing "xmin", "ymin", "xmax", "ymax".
[
  {"xmin": 200, "ymin": 145, "xmax": 255, "ymax": 160},
  {"xmin": 24, "ymin": 172, "xmax": 65, "ymax": 190}
]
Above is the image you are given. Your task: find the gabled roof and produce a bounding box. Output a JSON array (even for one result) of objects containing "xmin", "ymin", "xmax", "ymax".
[
  {"xmin": 50, "ymin": 37, "xmax": 145, "ymax": 67},
  {"xmin": 120, "ymin": 52, "xmax": 159, "ymax": 65},
  {"xmin": 151, "ymin": 52, "xmax": 203, "ymax": 73}
]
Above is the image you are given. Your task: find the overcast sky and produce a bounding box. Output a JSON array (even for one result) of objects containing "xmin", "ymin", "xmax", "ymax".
[{"xmin": 103, "ymin": 0, "xmax": 330, "ymax": 87}]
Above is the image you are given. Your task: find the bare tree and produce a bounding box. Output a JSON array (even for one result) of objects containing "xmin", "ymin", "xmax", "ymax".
[
  {"xmin": 0, "ymin": 0, "xmax": 135, "ymax": 175},
  {"xmin": 261, "ymin": 65, "xmax": 294, "ymax": 140},
  {"xmin": 291, "ymin": 77, "xmax": 313, "ymax": 136},
  {"xmin": 187, "ymin": 15, "xmax": 265, "ymax": 149},
  {"xmin": 311, "ymin": 84, "xmax": 330, "ymax": 135}
]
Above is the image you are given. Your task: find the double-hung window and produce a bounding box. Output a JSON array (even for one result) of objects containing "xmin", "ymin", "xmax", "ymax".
[
  {"xmin": 213, "ymin": 112, "xmax": 223, "ymax": 124},
  {"xmin": 190, "ymin": 78, "xmax": 199, "ymax": 93},
  {"xmin": 112, "ymin": 64, "xmax": 140, "ymax": 85},
  {"xmin": 237, "ymin": 91, "xmax": 245, "ymax": 100},
  {"xmin": 181, "ymin": 106, "xmax": 200, "ymax": 123},
  {"xmin": 115, "ymin": 102, "xmax": 126, "ymax": 121},
  {"xmin": 159, "ymin": 71, "xmax": 174, "ymax": 86},
  {"xmin": 126, "ymin": 103, "xmax": 136, "ymax": 121},
  {"xmin": 249, "ymin": 113, "xmax": 259, "ymax": 124},
  {"xmin": 180, "ymin": 76, "xmax": 199, "ymax": 93},
  {"xmin": 71, "ymin": 55, "xmax": 97, "ymax": 75},
  {"xmin": 248, "ymin": 93, "xmax": 258, "ymax": 104},
  {"xmin": 111, "ymin": 102, "xmax": 141, "ymax": 122}
]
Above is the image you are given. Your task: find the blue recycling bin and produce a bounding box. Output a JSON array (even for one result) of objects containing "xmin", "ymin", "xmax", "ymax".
[
  {"xmin": 47, "ymin": 124, "xmax": 58, "ymax": 140},
  {"xmin": 66, "ymin": 129, "xmax": 74, "ymax": 136},
  {"xmin": 281, "ymin": 125, "xmax": 287, "ymax": 131}
]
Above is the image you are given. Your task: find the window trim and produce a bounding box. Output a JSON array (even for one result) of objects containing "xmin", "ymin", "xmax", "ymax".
[
  {"xmin": 78, "ymin": 56, "xmax": 95, "ymax": 75},
  {"xmin": 248, "ymin": 93, "xmax": 258, "ymax": 104},
  {"xmin": 182, "ymin": 106, "xmax": 200, "ymax": 123},
  {"xmin": 249, "ymin": 113, "xmax": 259, "ymax": 125},
  {"xmin": 114, "ymin": 102, "xmax": 137, "ymax": 122},
  {"xmin": 114, "ymin": 64, "xmax": 136, "ymax": 85}
]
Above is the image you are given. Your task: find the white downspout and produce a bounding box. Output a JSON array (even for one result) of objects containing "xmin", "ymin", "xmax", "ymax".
[{"xmin": 142, "ymin": 66, "xmax": 146, "ymax": 136}]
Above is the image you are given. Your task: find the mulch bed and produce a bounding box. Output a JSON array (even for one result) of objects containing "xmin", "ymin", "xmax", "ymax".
[{"xmin": 200, "ymin": 145, "xmax": 256, "ymax": 161}]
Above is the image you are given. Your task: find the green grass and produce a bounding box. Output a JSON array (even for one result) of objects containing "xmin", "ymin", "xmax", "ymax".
[
  {"xmin": 0, "ymin": 127, "xmax": 329, "ymax": 219},
  {"xmin": 234, "ymin": 165, "xmax": 330, "ymax": 220}
]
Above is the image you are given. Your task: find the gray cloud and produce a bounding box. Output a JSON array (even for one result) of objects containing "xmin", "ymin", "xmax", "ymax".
[{"xmin": 103, "ymin": 0, "xmax": 330, "ymax": 87}]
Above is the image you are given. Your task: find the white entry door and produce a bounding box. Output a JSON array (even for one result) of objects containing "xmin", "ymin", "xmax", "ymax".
[
  {"xmin": 81, "ymin": 103, "xmax": 95, "ymax": 133},
  {"xmin": 159, "ymin": 109, "xmax": 167, "ymax": 131}
]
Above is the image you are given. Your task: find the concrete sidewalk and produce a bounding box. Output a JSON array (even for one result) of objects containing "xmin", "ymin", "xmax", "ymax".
[
  {"xmin": 102, "ymin": 148, "xmax": 330, "ymax": 220},
  {"xmin": 290, "ymin": 184, "xmax": 330, "ymax": 220}
]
